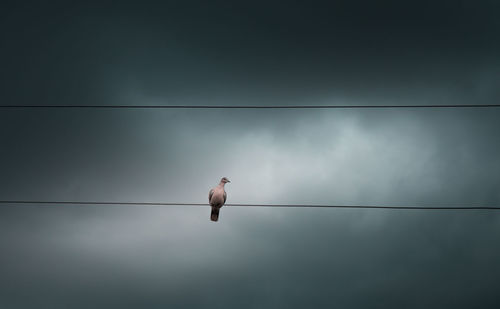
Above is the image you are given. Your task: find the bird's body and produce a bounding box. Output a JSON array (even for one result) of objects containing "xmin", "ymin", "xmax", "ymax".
[{"xmin": 209, "ymin": 177, "xmax": 230, "ymax": 221}]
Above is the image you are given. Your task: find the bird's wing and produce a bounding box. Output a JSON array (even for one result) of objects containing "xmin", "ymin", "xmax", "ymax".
[
  {"xmin": 209, "ymin": 189, "xmax": 214, "ymax": 202},
  {"xmin": 223, "ymin": 191, "xmax": 227, "ymax": 204}
]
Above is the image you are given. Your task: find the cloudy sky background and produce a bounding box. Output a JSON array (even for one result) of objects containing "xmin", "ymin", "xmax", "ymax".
[{"xmin": 1, "ymin": 1, "xmax": 500, "ymax": 308}]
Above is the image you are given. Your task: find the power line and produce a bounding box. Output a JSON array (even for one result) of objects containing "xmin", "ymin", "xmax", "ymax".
[
  {"xmin": 1, "ymin": 104, "xmax": 500, "ymax": 109},
  {"xmin": 0, "ymin": 200, "xmax": 499, "ymax": 210}
]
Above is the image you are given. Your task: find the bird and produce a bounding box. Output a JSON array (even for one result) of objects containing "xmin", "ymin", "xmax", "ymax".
[{"xmin": 208, "ymin": 177, "xmax": 230, "ymax": 222}]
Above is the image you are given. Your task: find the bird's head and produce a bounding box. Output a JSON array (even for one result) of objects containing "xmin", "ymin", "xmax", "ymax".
[{"xmin": 220, "ymin": 177, "xmax": 231, "ymax": 184}]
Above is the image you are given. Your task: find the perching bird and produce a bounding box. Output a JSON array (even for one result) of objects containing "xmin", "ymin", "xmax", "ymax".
[{"xmin": 209, "ymin": 177, "xmax": 230, "ymax": 222}]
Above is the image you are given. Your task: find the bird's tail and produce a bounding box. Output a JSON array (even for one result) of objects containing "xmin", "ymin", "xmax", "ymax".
[{"xmin": 210, "ymin": 207, "xmax": 219, "ymax": 222}]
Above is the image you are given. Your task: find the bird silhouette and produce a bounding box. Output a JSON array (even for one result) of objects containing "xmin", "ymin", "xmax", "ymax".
[{"xmin": 209, "ymin": 177, "xmax": 230, "ymax": 222}]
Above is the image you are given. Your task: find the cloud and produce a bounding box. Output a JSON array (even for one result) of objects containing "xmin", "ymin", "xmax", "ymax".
[{"xmin": 1, "ymin": 1, "xmax": 500, "ymax": 308}]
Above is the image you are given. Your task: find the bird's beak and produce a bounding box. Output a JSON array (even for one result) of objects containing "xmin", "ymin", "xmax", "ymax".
[{"xmin": 227, "ymin": 180, "xmax": 231, "ymax": 183}]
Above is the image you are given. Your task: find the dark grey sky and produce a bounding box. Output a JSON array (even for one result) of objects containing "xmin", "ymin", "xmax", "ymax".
[{"xmin": 1, "ymin": 1, "xmax": 500, "ymax": 308}]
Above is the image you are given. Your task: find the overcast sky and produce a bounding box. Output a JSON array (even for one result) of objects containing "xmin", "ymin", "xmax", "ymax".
[{"xmin": 1, "ymin": 1, "xmax": 500, "ymax": 308}]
